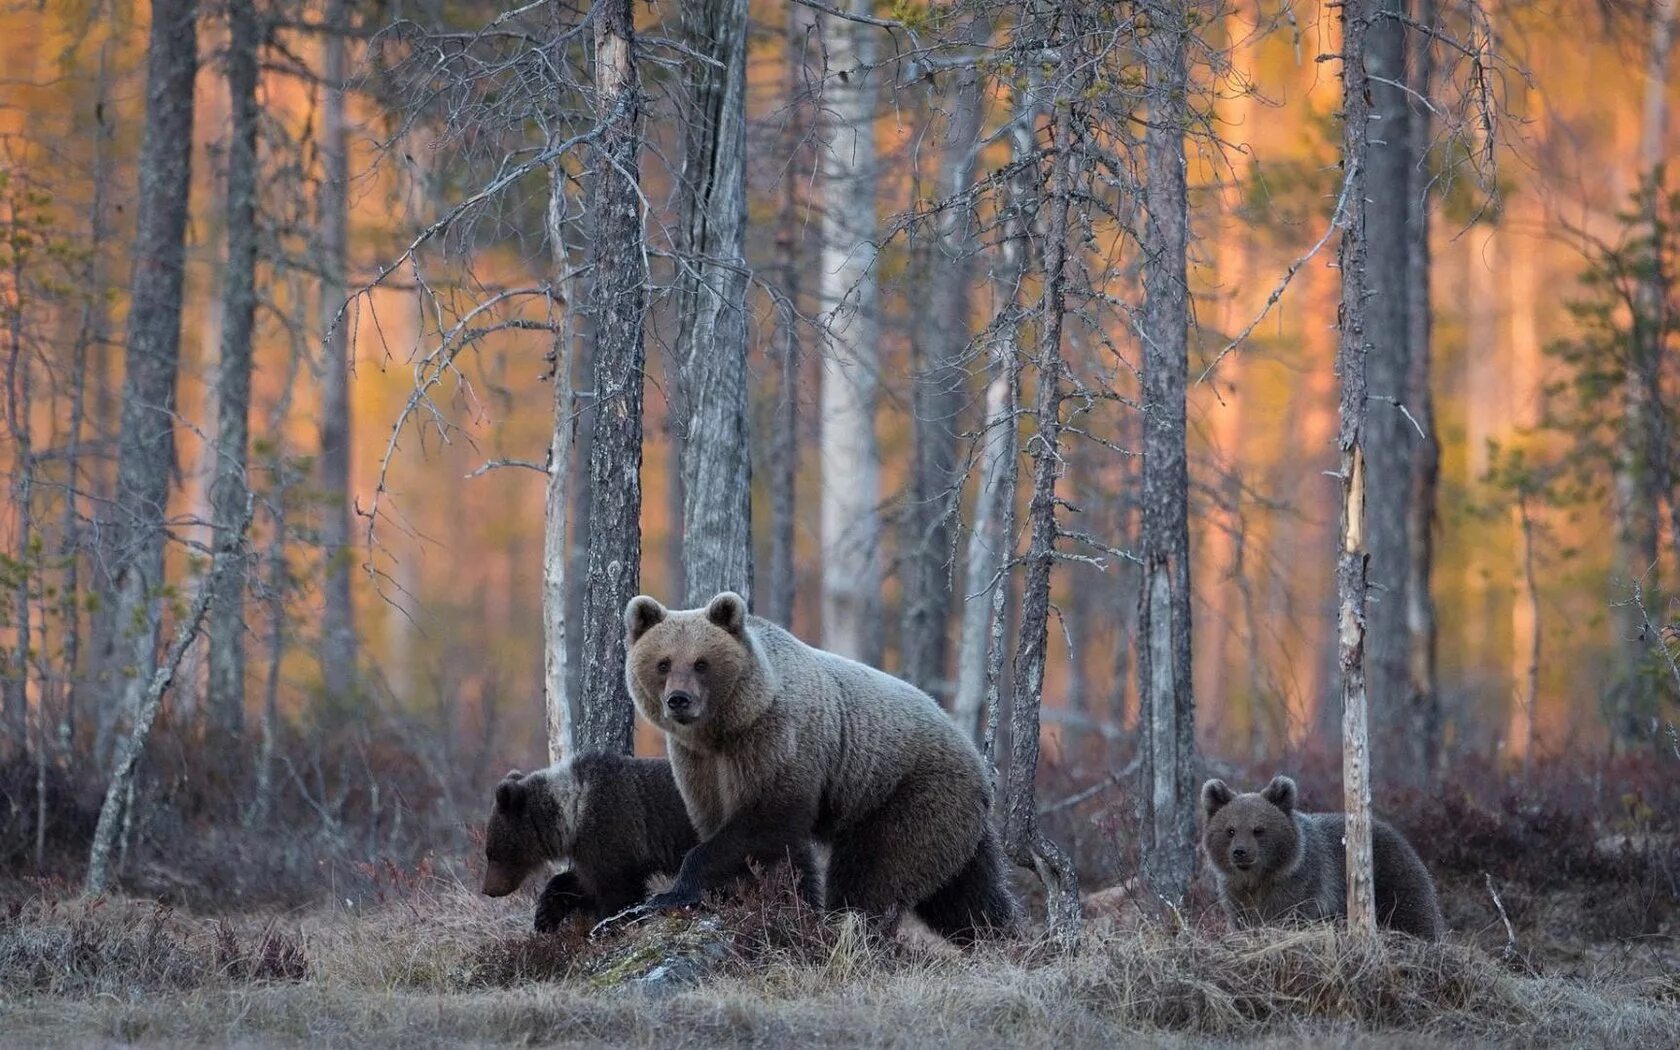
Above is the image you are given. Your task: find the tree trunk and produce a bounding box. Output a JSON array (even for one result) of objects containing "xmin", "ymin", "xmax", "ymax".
[
  {"xmin": 101, "ymin": 0, "xmax": 198, "ymax": 753},
  {"xmin": 901, "ymin": 15, "xmax": 987, "ymax": 701},
  {"xmin": 1514, "ymin": 493, "xmax": 1541, "ymax": 779},
  {"xmin": 4, "ymin": 234, "xmax": 34, "ymax": 757},
  {"xmin": 1363, "ymin": 0, "xmax": 1414, "ymax": 787},
  {"xmin": 1403, "ymin": 0, "xmax": 1442, "ymax": 779},
  {"xmin": 1137, "ymin": 0, "xmax": 1197, "ymax": 906},
  {"xmin": 817, "ymin": 0, "xmax": 883, "ymax": 665},
  {"xmin": 208, "ymin": 0, "xmax": 262, "ymax": 754},
  {"xmin": 543, "ymin": 158, "xmax": 577, "ymax": 765},
  {"xmin": 676, "ymin": 0, "xmax": 753, "ymax": 606},
  {"xmin": 88, "ymin": 499, "xmax": 252, "ymax": 895},
  {"xmin": 1005, "ymin": 103, "xmax": 1082, "ymax": 953},
  {"xmin": 767, "ymin": 4, "xmax": 811, "ymax": 630},
  {"xmin": 1337, "ymin": 0, "xmax": 1378, "ymax": 936},
  {"xmin": 318, "ymin": 0, "xmax": 357, "ymax": 704},
  {"xmin": 577, "ymin": 0, "xmax": 646, "ymax": 756}
]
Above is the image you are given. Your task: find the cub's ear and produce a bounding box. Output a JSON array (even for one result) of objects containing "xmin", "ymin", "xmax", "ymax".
[
  {"xmin": 1261, "ymin": 774, "xmax": 1298, "ymax": 813},
  {"xmin": 1201, "ymin": 779, "xmax": 1235, "ymax": 818},
  {"xmin": 705, "ymin": 591, "xmax": 747, "ymax": 636},
  {"xmin": 495, "ymin": 774, "xmax": 526, "ymax": 812},
  {"xmin": 625, "ymin": 595, "xmax": 668, "ymax": 644}
]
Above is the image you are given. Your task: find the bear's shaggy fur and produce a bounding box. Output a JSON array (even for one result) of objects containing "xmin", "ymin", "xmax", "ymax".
[
  {"xmin": 622, "ymin": 591, "xmax": 1019, "ymax": 944},
  {"xmin": 481, "ymin": 752, "xmax": 697, "ymax": 931},
  {"xmin": 1201, "ymin": 775, "xmax": 1446, "ymax": 940}
]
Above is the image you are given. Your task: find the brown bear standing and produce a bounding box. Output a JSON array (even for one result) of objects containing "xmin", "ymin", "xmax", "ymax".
[
  {"xmin": 622, "ymin": 591, "xmax": 1019, "ymax": 944},
  {"xmin": 481, "ymin": 753, "xmax": 696, "ymax": 930},
  {"xmin": 1201, "ymin": 775, "xmax": 1445, "ymax": 940}
]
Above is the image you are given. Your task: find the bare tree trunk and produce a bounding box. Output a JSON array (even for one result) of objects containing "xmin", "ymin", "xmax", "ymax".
[
  {"xmin": 88, "ymin": 499, "xmax": 252, "ymax": 895},
  {"xmin": 102, "ymin": 0, "xmax": 198, "ymax": 759},
  {"xmin": 1337, "ymin": 0, "xmax": 1378, "ymax": 936},
  {"xmin": 577, "ymin": 0, "xmax": 646, "ymax": 756},
  {"xmin": 676, "ymin": 0, "xmax": 753, "ymax": 606},
  {"xmin": 1404, "ymin": 0, "xmax": 1442, "ymax": 779},
  {"xmin": 543, "ymin": 159, "xmax": 576, "ymax": 765},
  {"xmin": 1137, "ymin": 0, "xmax": 1197, "ymax": 906},
  {"xmin": 817, "ymin": 0, "xmax": 883, "ymax": 665},
  {"xmin": 4, "ymin": 239, "xmax": 34, "ymax": 757},
  {"xmin": 1363, "ymin": 0, "xmax": 1413, "ymax": 787},
  {"xmin": 207, "ymin": 0, "xmax": 262, "ymax": 755},
  {"xmin": 902, "ymin": 14, "xmax": 987, "ymax": 700},
  {"xmin": 1514, "ymin": 493, "xmax": 1541, "ymax": 779},
  {"xmin": 767, "ymin": 5, "xmax": 811, "ymax": 630},
  {"xmin": 1005, "ymin": 103, "xmax": 1081, "ymax": 952},
  {"xmin": 318, "ymin": 0, "xmax": 357, "ymax": 703}
]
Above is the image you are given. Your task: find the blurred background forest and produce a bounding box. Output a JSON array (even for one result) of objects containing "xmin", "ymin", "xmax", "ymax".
[{"xmin": 2, "ymin": 0, "xmax": 1679, "ymax": 913}]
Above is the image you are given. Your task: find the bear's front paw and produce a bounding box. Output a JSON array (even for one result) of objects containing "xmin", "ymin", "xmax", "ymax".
[
  {"xmin": 534, "ymin": 872, "xmax": 590, "ymax": 934},
  {"xmin": 642, "ymin": 887, "xmax": 702, "ymax": 913}
]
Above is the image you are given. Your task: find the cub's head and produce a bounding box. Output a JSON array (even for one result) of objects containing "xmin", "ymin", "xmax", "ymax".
[
  {"xmin": 624, "ymin": 591, "xmax": 765, "ymax": 740},
  {"xmin": 481, "ymin": 767, "xmax": 570, "ymax": 897},
  {"xmin": 1201, "ymin": 775, "xmax": 1301, "ymax": 885}
]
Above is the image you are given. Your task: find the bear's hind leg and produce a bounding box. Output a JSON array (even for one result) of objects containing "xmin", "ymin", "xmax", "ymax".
[
  {"xmin": 826, "ymin": 780, "xmax": 982, "ymax": 932},
  {"xmin": 913, "ymin": 824, "xmax": 1020, "ymax": 945}
]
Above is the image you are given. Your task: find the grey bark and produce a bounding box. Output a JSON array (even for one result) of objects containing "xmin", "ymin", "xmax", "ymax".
[
  {"xmin": 901, "ymin": 16, "xmax": 987, "ymax": 701},
  {"xmin": 208, "ymin": 0, "xmax": 262, "ymax": 751},
  {"xmin": 4, "ymin": 231, "xmax": 34, "ymax": 756},
  {"xmin": 1404, "ymin": 0, "xmax": 1442, "ymax": 778},
  {"xmin": 318, "ymin": 0, "xmax": 357, "ymax": 702},
  {"xmin": 577, "ymin": 0, "xmax": 646, "ymax": 756},
  {"xmin": 1004, "ymin": 94, "xmax": 1082, "ymax": 952},
  {"xmin": 676, "ymin": 0, "xmax": 753, "ymax": 606},
  {"xmin": 1337, "ymin": 0, "xmax": 1378, "ymax": 935},
  {"xmin": 102, "ymin": 0, "xmax": 198, "ymax": 750},
  {"xmin": 88, "ymin": 498, "xmax": 253, "ymax": 896},
  {"xmin": 817, "ymin": 0, "xmax": 883, "ymax": 665},
  {"xmin": 543, "ymin": 158, "xmax": 577, "ymax": 765},
  {"xmin": 1136, "ymin": 0, "xmax": 1197, "ymax": 906},
  {"xmin": 1363, "ymin": 0, "xmax": 1413, "ymax": 786}
]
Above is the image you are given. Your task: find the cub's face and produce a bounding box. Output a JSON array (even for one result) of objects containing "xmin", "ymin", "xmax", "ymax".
[
  {"xmin": 481, "ymin": 769, "xmax": 551, "ymax": 897},
  {"xmin": 624, "ymin": 592, "xmax": 759, "ymax": 737},
  {"xmin": 1201, "ymin": 775, "xmax": 1301, "ymax": 883}
]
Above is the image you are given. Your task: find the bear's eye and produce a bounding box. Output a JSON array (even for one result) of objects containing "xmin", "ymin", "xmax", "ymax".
[
  {"xmin": 1225, "ymin": 827, "xmax": 1236, "ymax": 838},
  {"xmin": 656, "ymin": 658, "xmax": 671, "ymax": 675},
  {"xmin": 693, "ymin": 658, "xmax": 709, "ymax": 675},
  {"xmin": 1252, "ymin": 827, "xmax": 1265, "ymax": 837}
]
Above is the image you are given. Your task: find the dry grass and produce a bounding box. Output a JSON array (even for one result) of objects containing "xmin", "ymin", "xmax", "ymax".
[{"xmin": 3, "ymin": 882, "xmax": 1677, "ymax": 1049}]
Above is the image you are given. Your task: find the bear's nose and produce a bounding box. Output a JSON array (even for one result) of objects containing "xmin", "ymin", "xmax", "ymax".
[
  {"xmin": 665, "ymin": 690, "xmax": 696, "ymax": 714},
  {"xmin": 1231, "ymin": 846, "xmax": 1251, "ymax": 862}
]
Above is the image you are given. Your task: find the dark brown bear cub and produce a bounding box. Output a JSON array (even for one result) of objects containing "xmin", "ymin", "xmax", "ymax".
[
  {"xmin": 1201, "ymin": 775, "xmax": 1445, "ymax": 940},
  {"xmin": 481, "ymin": 752, "xmax": 696, "ymax": 931}
]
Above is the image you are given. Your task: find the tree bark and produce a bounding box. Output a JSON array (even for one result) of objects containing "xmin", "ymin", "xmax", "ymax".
[
  {"xmin": 4, "ymin": 220, "xmax": 34, "ymax": 757},
  {"xmin": 1337, "ymin": 0, "xmax": 1378, "ymax": 936},
  {"xmin": 577, "ymin": 0, "xmax": 646, "ymax": 756},
  {"xmin": 1363, "ymin": 0, "xmax": 1414, "ymax": 786},
  {"xmin": 901, "ymin": 15, "xmax": 987, "ymax": 701},
  {"xmin": 1137, "ymin": 0, "xmax": 1197, "ymax": 906},
  {"xmin": 102, "ymin": 0, "xmax": 198, "ymax": 750},
  {"xmin": 208, "ymin": 0, "xmax": 263, "ymax": 753},
  {"xmin": 543, "ymin": 158, "xmax": 577, "ymax": 765},
  {"xmin": 1403, "ymin": 0, "xmax": 1442, "ymax": 780},
  {"xmin": 318, "ymin": 0, "xmax": 357, "ymax": 703},
  {"xmin": 676, "ymin": 0, "xmax": 753, "ymax": 606},
  {"xmin": 817, "ymin": 0, "xmax": 883, "ymax": 665}
]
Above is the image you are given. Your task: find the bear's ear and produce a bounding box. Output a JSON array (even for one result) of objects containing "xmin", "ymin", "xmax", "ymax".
[
  {"xmin": 705, "ymin": 591, "xmax": 747, "ymax": 636},
  {"xmin": 1201, "ymin": 779, "xmax": 1235, "ymax": 818},
  {"xmin": 495, "ymin": 774, "xmax": 526, "ymax": 813},
  {"xmin": 1261, "ymin": 775, "xmax": 1298, "ymax": 813},
  {"xmin": 625, "ymin": 595, "xmax": 668, "ymax": 644}
]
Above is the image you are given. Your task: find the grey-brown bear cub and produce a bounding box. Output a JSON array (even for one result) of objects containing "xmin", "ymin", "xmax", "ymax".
[
  {"xmin": 481, "ymin": 753, "xmax": 697, "ymax": 931},
  {"xmin": 1201, "ymin": 775, "xmax": 1445, "ymax": 940}
]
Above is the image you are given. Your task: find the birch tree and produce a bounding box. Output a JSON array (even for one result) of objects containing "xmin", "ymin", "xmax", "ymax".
[
  {"xmin": 1137, "ymin": 0, "xmax": 1198, "ymax": 905},
  {"xmin": 676, "ymin": 0, "xmax": 753, "ymax": 606},
  {"xmin": 817, "ymin": 0, "xmax": 883, "ymax": 665},
  {"xmin": 208, "ymin": 0, "xmax": 263, "ymax": 753}
]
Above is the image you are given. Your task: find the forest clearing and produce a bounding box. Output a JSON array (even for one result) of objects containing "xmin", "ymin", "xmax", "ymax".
[{"xmin": 3, "ymin": 0, "xmax": 1680, "ymax": 1045}]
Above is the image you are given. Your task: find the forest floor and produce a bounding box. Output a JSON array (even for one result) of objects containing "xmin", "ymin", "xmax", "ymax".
[{"xmin": 1, "ymin": 877, "xmax": 1676, "ymax": 1049}]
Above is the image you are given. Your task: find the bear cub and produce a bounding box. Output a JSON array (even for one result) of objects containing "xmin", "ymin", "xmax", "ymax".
[
  {"xmin": 1201, "ymin": 775, "xmax": 1445, "ymax": 940},
  {"xmin": 481, "ymin": 752, "xmax": 697, "ymax": 931}
]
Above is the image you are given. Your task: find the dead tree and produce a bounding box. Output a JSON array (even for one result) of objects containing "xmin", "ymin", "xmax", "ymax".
[
  {"xmin": 1336, "ymin": 0, "xmax": 1379, "ymax": 936},
  {"xmin": 817, "ymin": 0, "xmax": 883, "ymax": 665},
  {"xmin": 577, "ymin": 0, "xmax": 647, "ymax": 755},
  {"xmin": 101, "ymin": 0, "xmax": 199, "ymax": 753},
  {"xmin": 207, "ymin": 0, "xmax": 263, "ymax": 753},
  {"xmin": 542, "ymin": 158, "xmax": 578, "ymax": 764},
  {"xmin": 676, "ymin": 0, "xmax": 754, "ymax": 606},
  {"xmin": 1136, "ymin": 0, "xmax": 1198, "ymax": 906}
]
